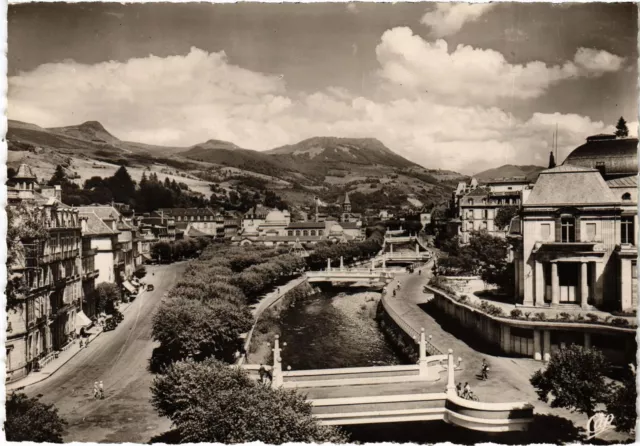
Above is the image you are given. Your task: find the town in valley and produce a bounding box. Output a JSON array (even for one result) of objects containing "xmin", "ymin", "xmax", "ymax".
[{"xmin": 3, "ymin": 2, "xmax": 638, "ymax": 445}]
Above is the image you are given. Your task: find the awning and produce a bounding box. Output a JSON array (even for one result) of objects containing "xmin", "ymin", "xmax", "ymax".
[
  {"xmin": 141, "ymin": 253, "xmax": 153, "ymax": 262},
  {"xmin": 123, "ymin": 281, "xmax": 137, "ymax": 294},
  {"xmin": 75, "ymin": 311, "xmax": 92, "ymax": 333}
]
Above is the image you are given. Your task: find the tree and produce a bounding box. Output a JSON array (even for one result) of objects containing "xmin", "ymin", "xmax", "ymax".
[
  {"xmin": 107, "ymin": 166, "xmax": 137, "ymax": 204},
  {"xmin": 494, "ymin": 206, "xmax": 519, "ymax": 230},
  {"xmin": 95, "ymin": 282, "xmax": 121, "ymax": 315},
  {"xmin": 47, "ymin": 165, "xmax": 68, "ymax": 186},
  {"xmin": 152, "ymin": 297, "xmax": 252, "ymax": 363},
  {"xmin": 530, "ymin": 344, "xmax": 612, "ymax": 420},
  {"xmin": 606, "ymin": 365, "xmax": 637, "ymax": 433},
  {"xmin": 151, "ymin": 241, "xmax": 172, "ymax": 263},
  {"xmin": 150, "ymin": 359, "xmax": 349, "ymax": 444},
  {"xmin": 615, "ymin": 116, "xmax": 629, "ymax": 138},
  {"xmin": 548, "ymin": 151, "xmax": 556, "ymax": 168},
  {"xmin": 5, "ymin": 392, "xmax": 67, "ymax": 442}
]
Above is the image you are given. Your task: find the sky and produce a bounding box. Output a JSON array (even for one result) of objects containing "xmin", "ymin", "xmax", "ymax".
[{"xmin": 7, "ymin": 2, "xmax": 638, "ymax": 174}]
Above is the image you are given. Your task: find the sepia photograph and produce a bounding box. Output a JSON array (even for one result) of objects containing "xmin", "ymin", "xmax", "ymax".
[{"xmin": 3, "ymin": 1, "xmax": 638, "ymax": 444}]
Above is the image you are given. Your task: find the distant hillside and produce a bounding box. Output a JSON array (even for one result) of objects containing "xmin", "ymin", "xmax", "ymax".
[
  {"xmin": 474, "ymin": 164, "xmax": 545, "ymax": 181},
  {"xmin": 267, "ymin": 136, "xmax": 418, "ymax": 170},
  {"xmin": 7, "ymin": 119, "xmax": 460, "ymax": 210}
]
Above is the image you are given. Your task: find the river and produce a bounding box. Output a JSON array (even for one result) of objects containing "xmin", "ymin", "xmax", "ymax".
[{"xmin": 276, "ymin": 286, "xmax": 525, "ymax": 444}]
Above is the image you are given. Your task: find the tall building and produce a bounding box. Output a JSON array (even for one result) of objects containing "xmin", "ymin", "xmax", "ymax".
[
  {"xmin": 510, "ymin": 136, "xmax": 637, "ymax": 311},
  {"xmin": 6, "ymin": 165, "xmax": 86, "ymax": 382}
]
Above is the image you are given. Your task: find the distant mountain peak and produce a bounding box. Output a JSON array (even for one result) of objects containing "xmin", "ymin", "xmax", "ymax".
[{"xmin": 48, "ymin": 120, "xmax": 119, "ymax": 143}]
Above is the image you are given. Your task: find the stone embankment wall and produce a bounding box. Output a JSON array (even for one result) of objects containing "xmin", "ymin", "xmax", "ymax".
[{"xmin": 376, "ymin": 303, "xmax": 419, "ymax": 364}]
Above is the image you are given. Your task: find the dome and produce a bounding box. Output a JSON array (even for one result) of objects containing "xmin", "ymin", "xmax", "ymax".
[
  {"xmin": 265, "ymin": 210, "xmax": 286, "ymax": 222},
  {"xmin": 563, "ymin": 135, "xmax": 637, "ymax": 179}
]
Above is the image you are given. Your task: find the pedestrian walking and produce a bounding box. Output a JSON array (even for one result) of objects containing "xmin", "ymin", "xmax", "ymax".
[
  {"xmin": 463, "ymin": 382, "xmax": 471, "ymax": 399},
  {"xmin": 79, "ymin": 339, "xmax": 84, "ymax": 349},
  {"xmin": 456, "ymin": 382, "xmax": 463, "ymax": 397},
  {"xmin": 99, "ymin": 381, "xmax": 104, "ymax": 399},
  {"xmin": 419, "ymin": 270, "xmax": 422, "ymax": 276},
  {"xmin": 258, "ymin": 364, "xmax": 266, "ymax": 383},
  {"xmin": 480, "ymin": 359, "xmax": 489, "ymax": 380},
  {"xmin": 93, "ymin": 382, "xmax": 99, "ymax": 399}
]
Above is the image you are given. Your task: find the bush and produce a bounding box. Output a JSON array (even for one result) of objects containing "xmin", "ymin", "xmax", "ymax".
[
  {"xmin": 510, "ymin": 309, "xmax": 523, "ymax": 319},
  {"xmin": 559, "ymin": 312, "xmax": 571, "ymax": 321},
  {"xmin": 534, "ymin": 313, "xmax": 547, "ymax": 321},
  {"xmin": 610, "ymin": 317, "xmax": 630, "ymax": 327},
  {"xmin": 524, "ymin": 312, "xmax": 531, "ymax": 320},
  {"xmin": 479, "ymin": 301, "xmax": 504, "ymax": 317},
  {"xmin": 585, "ymin": 313, "xmax": 599, "ymax": 323}
]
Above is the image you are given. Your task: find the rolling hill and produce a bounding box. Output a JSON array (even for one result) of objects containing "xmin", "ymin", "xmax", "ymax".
[{"xmin": 7, "ymin": 119, "xmax": 460, "ymax": 209}]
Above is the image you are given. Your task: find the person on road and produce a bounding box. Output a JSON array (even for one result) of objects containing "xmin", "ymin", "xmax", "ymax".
[
  {"xmin": 419, "ymin": 270, "xmax": 422, "ymax": 276},
  {"xmin": 456, "ymin": 382, "xmax": 462, "ymax": 397},
  {"xmin": 258, "ymin": 364, "xmax": 266, "ymax": 383},
  {"xmin": 480, "ymin": 359, "xmax": 489, "ymax": 380},
  {"xmin": 99, "ymin": 381, "xmax": 104, "ymax": 399},
  {"xmin": 93, "ymin": 382, "xmax": 99, "ymax": 399}
]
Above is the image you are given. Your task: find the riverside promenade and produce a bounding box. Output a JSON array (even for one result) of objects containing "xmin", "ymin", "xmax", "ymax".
[{"xmin": 383, "ymin": 261, "xmax": 631, "ymax": 443}]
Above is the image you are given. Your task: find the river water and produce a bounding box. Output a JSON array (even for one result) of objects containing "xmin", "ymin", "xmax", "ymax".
[
  {"xmin": 277, "ymin": 287, "xmax": 528, "ymax": 444},
  {"xmin": 277, "ymin": 288, "xmax": 400, "ymax": 370}
]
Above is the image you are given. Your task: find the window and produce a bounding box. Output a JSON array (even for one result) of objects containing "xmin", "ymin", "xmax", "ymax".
[
  {"xmin": 585, "ymin": 223, "xmax": 596, "ymax": 242},
  {"xmin": 622, "ymin": 192, "xmax": 632, "ymax": 201},
  {"xmin": 483, "ymin": 210, "xmax": 488, "ymax": 219},
  {"xmin": 482, "ymin": 198, "xmax": 487, "ymax": 204},
  {"xmin": 633, "ymin": 261, "xmax": 637, "ymax": 279},
  {"xmin": 560, "ymin": 217, "xmax": 576, "ymax": 243},
  {"xmin": 310, "ymin": 230, "xmax": 316, "ymax": 236},
  {"xmin": 468, "ymin": 199, "xmax": 474, "ymax": 205},
  {"xmin": 508, "ymin": 187, "xmax": 513, "ymax": 190},
  {"xmin": 621, "ymin": 217, "xmax": 635, "ymax": 245},
  {"xmin": 319, "ymin": 230, "xmax": 324, "ymax": 236},
  {"xmin": 303, "ymin": 230, "xmax": 309, "ymax": 236},
  {"xmin": 288, "ymin": 231, "xmax": 293, "ymax": 236}
]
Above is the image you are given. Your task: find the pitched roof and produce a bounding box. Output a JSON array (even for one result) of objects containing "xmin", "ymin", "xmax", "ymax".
[
  {"xmin": 77, "ymin": 205, "xmax": 121, "ymax": 221},
  {"xmin": 81, "ymin": 212, "xmax": 118, "ymax": 236},
  {"xmin": 157, "ymin": 208, "xmax": 217, "ymax": 217},
  {"xmin": 14, "ymin": 164, "xmax": 37, "ymax": 180},
  {"xmin": 340, "ymin": 222, "xmax": 361, "ymax": 229},
  {"xmin": 606, "ymin": 175, "xmax": 637, "ymax": 188},
  {"xmin": 524, "ymin": 165, "xmax": 618, "ymax": 206}
]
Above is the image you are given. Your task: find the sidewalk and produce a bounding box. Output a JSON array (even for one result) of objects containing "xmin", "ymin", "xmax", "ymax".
[
  {"xmin": 384, "ymin": 262, "xmax": 632, "ymax": 443},
  {"xmin": 6, "ymin": 291, "xmax": 143, "ymax": 392},
  {"xmin": 6, "ymin": 326, "xmax": 103, "ymax": 392}
]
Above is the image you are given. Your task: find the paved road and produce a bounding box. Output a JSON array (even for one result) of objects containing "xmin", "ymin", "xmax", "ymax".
[{"xmin": 25, "ymin": 263, "xmax": 186, "ymax": 443}]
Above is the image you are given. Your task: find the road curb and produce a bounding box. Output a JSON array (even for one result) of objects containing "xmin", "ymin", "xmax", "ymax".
[{"xmin": 6, "ymin": 328, "xmax": 105, "ymax": 392}]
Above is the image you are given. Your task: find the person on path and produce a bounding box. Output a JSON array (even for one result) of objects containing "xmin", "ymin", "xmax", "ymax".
[
  {"xmin": 456, "ymin": 383, "xmax": 463, "ymax": 397},
  {"xmin": 93, "ymin": 382, "xmax": 99, "ymax": 399},
  {"xmin": 480, "ymin": 359, "xmax": 489, "ymax": 380},
  {"xmin": 99, "ymin": 381, "xmax": 104, "ymax": 399},
  {"xmin": 463, "ymin": 382, "xmax": 471, "ymax": 399},
  {"xmin": 419, "ymin": 270, "xmax": 422, "ymax": 276},
  {"xmin": 258, "ymin": 364, "xmax": 266, "ymax": 383}
]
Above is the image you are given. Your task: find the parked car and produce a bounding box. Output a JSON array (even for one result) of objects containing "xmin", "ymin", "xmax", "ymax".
[{"xmin": 147, "ymin": 284, "xmax": 155, "ymax": 291}]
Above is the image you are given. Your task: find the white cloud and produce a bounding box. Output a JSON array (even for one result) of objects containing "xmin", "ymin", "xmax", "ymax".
[
  {"xmin": 8, "ymin": 46, "xmax": 617, "ymax": 174},
  {"xmin": 375, "ymin": 27, "xmax": 624, "ymax": 107},
  {"xmin": 573, "ymin": 47, "xmax": 625, "ymax": 75},
  {"xmin": 420, "ymin": 3, "xmax": 495, "ymax": 38}
]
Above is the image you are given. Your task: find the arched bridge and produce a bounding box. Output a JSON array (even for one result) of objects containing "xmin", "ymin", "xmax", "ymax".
[{"xmin": 242, "ymin": 332, "xmax": 534, "ymax": 432}]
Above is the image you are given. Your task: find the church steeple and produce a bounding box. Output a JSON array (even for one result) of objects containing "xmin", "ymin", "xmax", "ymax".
[{"xmin": 342, "ymin": 192, "xmax": 351, "ymax": 213}]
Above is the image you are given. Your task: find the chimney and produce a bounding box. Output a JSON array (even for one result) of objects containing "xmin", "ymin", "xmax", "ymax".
[
  {"xmin": 80, "ymin": 216, "xmax": 87, "ymax": 233},
  {"xmin": 54, "ymin": 185, "xmax": 62, "ymax": 201}
]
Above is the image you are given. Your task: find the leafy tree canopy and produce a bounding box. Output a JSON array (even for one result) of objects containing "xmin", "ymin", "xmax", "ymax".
[
  {"xmin": 151, "ymin": 359, "xmax": 348, "ymax": 444},
  {"xmin": 494, "ymin": 205, "xmax": 519, "ymax": 230},
  {"xmin": 615, "ymin": 116, "xmax": 629, "ymax": 138},
  {"xmin": 606, "ymin": 365, "xmax": 637, "ymax": 433},
  {"xmin": 530, "ymin": 344, "xmax": 611, "ymax": 419},
  {"xmin": 5, "ymin": 392, "xmax": 67, "ymax": 443}
]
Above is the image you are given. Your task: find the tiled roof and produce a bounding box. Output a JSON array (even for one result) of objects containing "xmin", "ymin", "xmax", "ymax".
[
  {"xmin": 81, "ymin": 212, "xmax": 118, "ymax": 236},
  {"xmin": 157, "ymin": 208, "xmax": 217, "ymax": 217},
  {"xmin": 525, "ymin": 165, "xmax": 618, "ymax": 206},
  {"xmin": 606, "ymin": 175, "xmax": 637, "ymax": 187},
  {"xmin": 15, "ymin": 164, "xmax": 37, "ymax": 179},
  {"xmin": 77, "ymin": 205, "xmax": 121, "ymax": 221}
]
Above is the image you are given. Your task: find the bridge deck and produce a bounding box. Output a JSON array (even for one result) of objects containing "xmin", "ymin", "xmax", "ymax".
[{"xmin": 298, "ymin": 379, "xmax": 448, "ymax": 400}]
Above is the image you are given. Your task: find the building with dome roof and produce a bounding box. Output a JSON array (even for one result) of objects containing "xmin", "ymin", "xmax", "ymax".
[
  {"xmin": 562, "ymin": 134, "xmax": 637, "ymax": 180},
  {"xmin": 510, "ymin": 138, "xmax": 638, "ymax": 314}
]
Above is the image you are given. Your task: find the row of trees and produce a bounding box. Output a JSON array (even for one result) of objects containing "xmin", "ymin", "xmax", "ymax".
[
  {"xmin": 150, "ymin": 241, "xmax": 350, "ymax": 442},
  {"xmin": 150, "ymin": 237, "xmax": 212, "ymax": 263},
  {"xmin": 435, "ymin": 230, "xmax": 514, "ymax": 294}
]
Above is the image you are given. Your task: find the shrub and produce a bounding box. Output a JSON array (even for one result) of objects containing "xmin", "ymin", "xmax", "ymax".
[
  {"xmin": 585, "ymin": 313, "xmax": 599, "ymax": 323},
  {"xmin": 575, "ymin": 314, "xmax": 585, "ymax": 322},
  {"xmin": 458, "ymin": 295, "xmax": 468, "ymax": 303},
  {"xmin": 510, "ymin": 309, "xmax": 523, "ymax": 319},
  {"xmin": 559, "ymin": 312, "xmax": 571, "ymax": 321},
  {"xmin": 534, "ymin": 313, "xmax": 547, "ymax": 321},
  {"xmin": 610, "ymin": 318, "xmax": 630, "ymax": 327},
  {"xmin": 524, "ymin": 312, "xmax": 531, "ymax": 320},
  {"xmin": 480, "ymin": 301, "xmax": 504, "ymax": 317}
]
